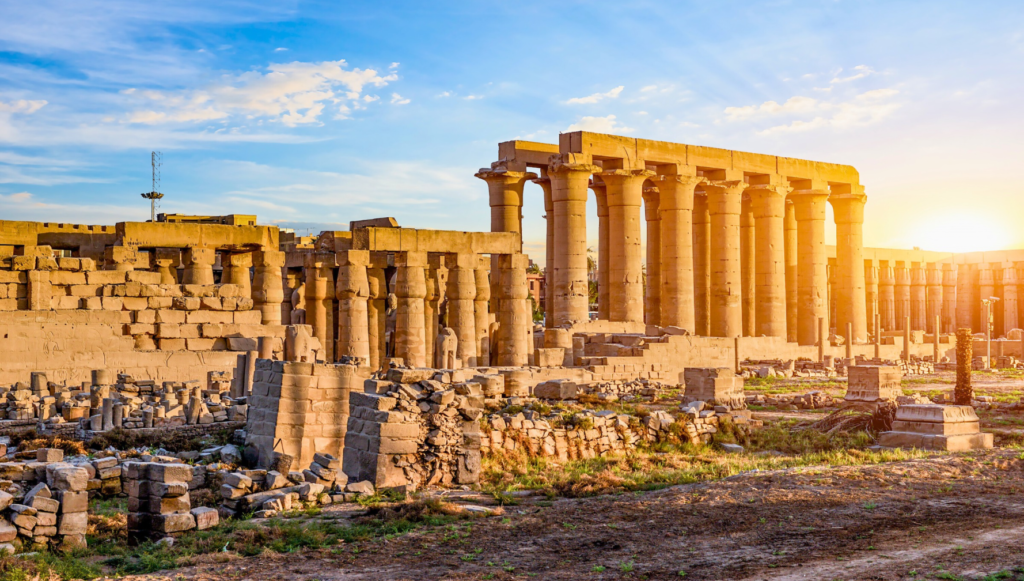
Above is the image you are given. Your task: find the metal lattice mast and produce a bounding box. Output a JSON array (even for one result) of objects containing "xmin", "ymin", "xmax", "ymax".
[{"xmin": 140, "ymin": 151, "xmax": 164, "ymax": 222}]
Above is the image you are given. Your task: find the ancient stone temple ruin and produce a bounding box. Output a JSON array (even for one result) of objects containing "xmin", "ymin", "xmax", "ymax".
[{"xmin": 0, "ymin": 130, "xmax": 1003, "ymax": 545}]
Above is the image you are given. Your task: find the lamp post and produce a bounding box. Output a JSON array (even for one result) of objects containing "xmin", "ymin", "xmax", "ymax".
[{"xmin": 982, "ymin": 297, "xmax": 1000, "ymax": 370}]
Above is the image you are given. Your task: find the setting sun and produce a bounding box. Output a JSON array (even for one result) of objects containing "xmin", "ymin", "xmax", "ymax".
[{"xmin": 905, "ymin": 212, "xmax": 1014, "ymax": 253}]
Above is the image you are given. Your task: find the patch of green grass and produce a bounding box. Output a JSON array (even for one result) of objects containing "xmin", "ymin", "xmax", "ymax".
[{"xmin": 482, "ymin": 419, "xmax": 927, "ymax": 498}]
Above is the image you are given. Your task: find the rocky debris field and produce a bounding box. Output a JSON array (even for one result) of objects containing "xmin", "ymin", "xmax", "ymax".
[{"xmin": 115, "ymin": 449, "xmax": 1024, "ymax": 581}]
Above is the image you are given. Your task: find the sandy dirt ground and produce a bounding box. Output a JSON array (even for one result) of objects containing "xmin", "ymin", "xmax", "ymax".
[{"xmin": 115, "ymin": 449, "xmax": 1024, "ymax": 581}]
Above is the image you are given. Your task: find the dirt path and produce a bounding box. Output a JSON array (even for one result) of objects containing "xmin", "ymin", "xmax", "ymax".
[{"xmin": 116, "ymin": 449, "xmax": 1024, "ymax": 581}]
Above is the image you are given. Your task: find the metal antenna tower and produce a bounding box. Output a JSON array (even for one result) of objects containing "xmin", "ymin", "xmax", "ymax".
[{"xmin": 140, "ymin": 151, "xmax": 164, "ymax": 222}]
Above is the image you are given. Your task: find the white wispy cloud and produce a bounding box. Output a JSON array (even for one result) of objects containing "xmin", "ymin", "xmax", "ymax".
[
  {"xmin": 735, "ymin": 89, "xmax": 902, "ymax": 134},
  {"xmin": 565, "ymin": 86, "xmax": 624, "ymax": 105},
  {"xmin": 566, "ymin": 114, "xmax": 634, "ymax": 133},
  {"xmin": 122, "ymin": 59, "xmax": 397, "ymax": 127},
  {"xmin": 724, "ymin": 96, "xmax": 820, "ymax": 121},
  {"xmin": 390, "ymin": 93, "xmax": 410, "ymax": 105},
  {"xmin": 464, "ymin": 95, "xmax": 483, "ymax": 100},
  {"xmin": 831, "ymin": 65, "xmax": 875, "ymax": 84},
  {"xmin": 274, "ymin": 47, "xmax": 288, "ymax": 52},
  {"xmin": 0, "ymin": 100, "xmax": 48, "ymax": 114}
]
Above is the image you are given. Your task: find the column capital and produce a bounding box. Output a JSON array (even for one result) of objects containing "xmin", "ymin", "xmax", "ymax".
[
  {"xmin": 548, "ymin": 157, "xmax": 600, "ymax": 177},
  {"xmin": 475, "ymin": 168, "xmax": 538, "ymax": 183},
  {"xmin": 651, "ymin": 174, "xmax": 705, "ymax": 188},
  {"xmin": 705, "ymin": 179, "xmax": 748, "ymax": 194}
]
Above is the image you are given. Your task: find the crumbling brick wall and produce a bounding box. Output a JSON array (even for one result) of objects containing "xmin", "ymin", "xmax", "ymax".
[{"xmin": 342, "ymin": 368, "xmax": 485, "ymax": 491}]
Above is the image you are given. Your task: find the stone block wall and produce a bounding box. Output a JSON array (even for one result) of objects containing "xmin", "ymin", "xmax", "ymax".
[
  {"xmin": 343, "ymin": 368, "xmax": 485, "ymax": 491},
  {"xmin": 246, "ymin": 360, "xmax": 365, "ymax": 470},
  {"xmin": 0, "ymin": 253, "xmax": 285, "ymax": 386}
]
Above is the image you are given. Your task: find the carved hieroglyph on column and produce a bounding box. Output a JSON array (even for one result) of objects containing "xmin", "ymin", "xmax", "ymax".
[
  {"xmin": 705, "ymin": 180, "xmax": 748, "ymax": 338},
  {"xmin": 305, "ymin": 252, "xmax": 336, "ymax": 363},
  {"xmin": 653, "ymin": 173, "xmax": 704, "ymax": 332},
  {"xmin": 601, "ymin": 168, "xmax": 655, "ymax": 323},
  {"xmin": 548, "ymin": 157, "xmax": 599, "ymax": 326},
  {"xmin": 748, "ymin": 183, "xmax": 790, "ymax": 339},
  {"xmin": 790, "ymin": 187, "xmax": 829, "ymax": 346},
  {"xmin": 395, "ymin": 252, "xmax": 428, "ymax": 368},
  {"xmin": 446, "ymin": 252, "xmax": 478, "ymax": 368},
  {"xmin": 336, "ymin": 250, "xmax": 370, "ymax": 363},
  {"xmin": 497, "ymin": 253, "xmax": 530, "ymax": 366},
  {"xmin": 474, "ymin": 256, "xmax": 491, "ymax": 366},
  {"xmin": 366, "ymin": 255, "xmax": 388, "ymax": 370},
  {"xmin": 252, "ymin": 250, "xmax": 285, "ymax": 326},
  {"xmin": 642, "ymin": 184, "xmax": 661, "ymax": 326}
]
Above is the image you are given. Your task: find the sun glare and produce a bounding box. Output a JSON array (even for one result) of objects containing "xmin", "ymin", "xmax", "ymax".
[{"xmin": 907, "ymin": 213, "xmax": 1013, "ymax": 253}]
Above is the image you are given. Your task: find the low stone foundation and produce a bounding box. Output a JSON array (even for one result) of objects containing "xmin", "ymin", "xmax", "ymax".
[{"xmin": 878, "ymin": 405, "xmax": 993, "ymax": 451}]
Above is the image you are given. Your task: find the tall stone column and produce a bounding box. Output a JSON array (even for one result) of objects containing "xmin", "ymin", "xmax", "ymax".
[
  {"xmin": 791, "ymin": 187, "xmax": 829, "ymax": 346},
  {"xmin": 784, "ymin": 199, "xmax": 798, "ymax": 342},
  {"xmin": 956, "ymin": 263, "xmax": 975, "ymax": 332},
  {"xmin": 477, "ymin": 165, "xmax": 537, "ymax": 248},
  {"xmin": 252, "ymin": 250, "xmax": 285, "ymax": 325},
  {"xmin": 692, "ymin": 191, "xmax": 712, "ymax": 336},
  {"xmin": 865, "ymin": 261, "xmax": 879, "ymax": 338},
  {"xmin": 879, "ymin": 263, "xmax": 896, "ymax": 332},
  {"xmin": 446, "ymin": 252, "xmax": 477, "ymax": 366},
  {"xmin": 497, "ymin": 253, "xmax": 530, "ymax": 366},
  {"xmin": 366, "ymin": 254, "xmax": 388, "ymax": 370},
  {"xmin": 748, "ymin": 184, "xmax": 789, "ymax": 339},
  {"xmin": 336, "ymin": 250, "xmax": 370, "ymax": 363},
  {"xmin": 831, "ymin": 188, "xmax": 868, "ymax": 343},
  {"xmin": 592, "ymin": 181, "xmax": 610, "ymax": 320},
  {"xmin": 183, "ymin": 247, "xmax": 215, "ymax": 285},
  {"xmin": 602, "ymin": 169, "xmax": 654, "ymax": 323},
  {"xmin": 1002, "ymin": 265, "xmax": 1019, "ymax": 336},
  {"xmin": 705, "ymin": 180, "xmax": 747, "ymax": 338},
  {"xmin": 895, "ymin": 263, "xmax": 911, "ymax": 331},
  {"xmin": 475, "ymin": 256, "xmax": 492, "ymax": 366},
  {"xmin": 304, "ymin": 252, "xmax": 336, "ymax": 362},
  {"xmin": 978, "ymin": 265, "xmax": 995, "ymax": 332},
  {"xmin": 910, "ymin": 263, "xmax": 927, "ymax": 332},
  {"xmin": 942, "ymin": 264, "xmax": 958, "ymax": 334},
  {"xmin": 535, "ymin": 176, "xmax": 555, "ymax": 328},
  {"xmin": 549, "ymin": 157, "xmax": 599, "ymax": 326},
  {"xmin": 395, "ymin": 251, "xmax": 428, "ymax": 368},
  {"xmin": 642, "ymin": 185, "xmax": 662, "ymax": 326},
  {"xmin": 424, "ymin": 255, "xmax": 442, "ymax": 369},
  {"xmin": 739, "ymin": 193, "xmax": 755, "ymax": 337},
  {"xmin": 446, "ymin": 253, "xmax": 478, "ymax": 368},
  {"xmin": 653, "ymin": 173, "xmax": 703, "ymax": 332},
  {"xmin": 223, "ymin": 252, "xmax": 252, "ymax": 296},
  {"xmin": 926, "ymin": 263, "xmax": 943, "ymax": 334}
]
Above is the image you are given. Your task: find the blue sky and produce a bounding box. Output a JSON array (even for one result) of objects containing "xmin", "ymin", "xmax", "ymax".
[{"xmin": 1, "ymin": 0, "xmax": 1023, "ymax": 258}]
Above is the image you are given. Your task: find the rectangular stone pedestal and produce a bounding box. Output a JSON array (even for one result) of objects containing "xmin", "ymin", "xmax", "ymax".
[
  {"xmin": 845, "ymin": 365, "xmax": 901, "ymax": 403},
  {"xmin": 878, "ymin": 405, "xmax": 992, "ymax": 451},
  {"xmin": 683, "ymin": 367, "xmax": 744, "ymax": 409}
]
